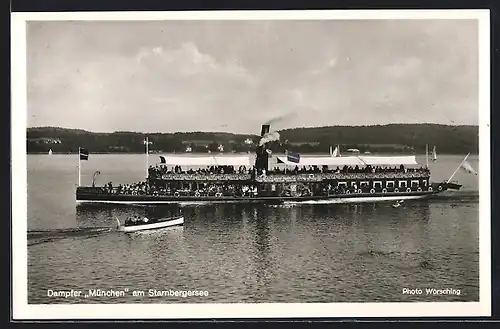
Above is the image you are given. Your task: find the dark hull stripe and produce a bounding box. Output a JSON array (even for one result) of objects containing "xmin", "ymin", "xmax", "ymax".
[{"xmin": 77, "ymin": 190, "xmax": 443, "ymax": 203}]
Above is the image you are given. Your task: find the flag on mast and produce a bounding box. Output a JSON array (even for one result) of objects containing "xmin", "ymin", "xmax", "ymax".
[
  {"xmin": 79, "ymin": 148, "xmax": 89, "ymax": 160},
  {"xmin": 143, "ymin": 137, "xmax": 152, "ymax": 147},
  {"xmin": 460, "ymin": 160, "xmax": 478, "ymax": 175},
  {"xmin": 286, "ymin": 151, "xmax": 300, "ymax": 163}
]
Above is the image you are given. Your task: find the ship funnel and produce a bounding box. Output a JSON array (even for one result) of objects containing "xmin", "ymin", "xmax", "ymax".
[
  {"xmin": 255, "ymin": 124, "xmax": 271, "ymax": 171},
  {"xmin": 260, "ymin": 124, "xmax": 270, "ymax": 137}
]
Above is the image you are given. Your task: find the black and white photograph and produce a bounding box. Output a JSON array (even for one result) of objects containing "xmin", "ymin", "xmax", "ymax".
[{"xmin": 12, "ymin": 10, "xmax": 490, "ymax": 319}]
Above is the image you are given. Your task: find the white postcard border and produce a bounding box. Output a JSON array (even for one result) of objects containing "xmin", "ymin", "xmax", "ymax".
[{"xmin": 11, "ymin": 9, "xmax": 491, "ymax": 319}]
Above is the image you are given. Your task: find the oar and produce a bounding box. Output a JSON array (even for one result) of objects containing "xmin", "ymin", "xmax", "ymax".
[{"xmin": 114, "ymin": 216, "xmax": 121, "ymax": 229}]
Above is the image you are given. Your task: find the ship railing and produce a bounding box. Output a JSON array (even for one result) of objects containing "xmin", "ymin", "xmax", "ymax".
[
  {"xmin": 77, "ymin": 186, "xmax": 149, "ymax": 195},
  {"xmin": 256, "ymin": 171, "xmax": 430, "ymax": 183},
  {"xmin": 76, "ymin": 186, "xmax": 110, "ymax": 194},
  {"xmin": 154, "ymin": 173, "xmax": 252, "ymax": 181}
]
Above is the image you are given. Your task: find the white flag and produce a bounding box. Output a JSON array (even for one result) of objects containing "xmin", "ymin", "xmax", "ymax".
[{"xmin": 460, "ymin": 160, "xmax": 477, "ymax": 175}]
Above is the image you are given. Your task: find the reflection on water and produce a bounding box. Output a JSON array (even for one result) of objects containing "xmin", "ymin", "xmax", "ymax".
[{"xmin": 28, "ymin": 198, "xmax": 479, "ymax": 304}]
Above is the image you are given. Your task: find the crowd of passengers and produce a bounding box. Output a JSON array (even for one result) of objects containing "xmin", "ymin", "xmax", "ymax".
[
  {"xmin": 97, "ymin": 181, "xmax": 148, "ymax": 195},
  {"xmin": 148, "ymin": 165, "xmax": 250, "ymax": 179},
  {"xmin": 148, "ymin": 183, "xmax": 259, "ymax": 197},
  {"xmin": 97, "ymin": 181, "xmax": 343, "ymax": 197},
  {"xmin": 97, "ymin": 179, "xmax": 423, "ymax": 198},
  {"xmin": 97, "ymin": 181, "xmax": 259, "ymax": 197},
  {"xmin": 94, "ymin": 164, "xmax": 429, "ymax": 196},
  {"xmin": 264, "ymin": 164, "xmax": 429, "ymax": 175},
  {"xmin": 147, "ymin": 163, "xmax": 430, "ymax": 179}
]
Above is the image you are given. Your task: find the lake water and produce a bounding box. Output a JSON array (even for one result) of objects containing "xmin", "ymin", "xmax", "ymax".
[{"xmin": 26, "ymin": 154, "xmax": 480, "ymax": 304}]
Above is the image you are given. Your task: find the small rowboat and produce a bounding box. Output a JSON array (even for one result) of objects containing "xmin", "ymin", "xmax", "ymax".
[
  {"xmin": 392, "ymin": 199, "xmax": 404, "ymax": 208},
  {"xmin": 115, "ymin": 215, "xmax": 184, "ymax": 233}
]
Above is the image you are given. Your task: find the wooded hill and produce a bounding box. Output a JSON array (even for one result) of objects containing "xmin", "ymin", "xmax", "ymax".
[{"xmin": 27, "ymin": 124, "xmax": 478, "ymax": 155}]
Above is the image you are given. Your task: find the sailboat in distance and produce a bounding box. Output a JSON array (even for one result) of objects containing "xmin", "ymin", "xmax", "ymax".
[
  {"xmin": 48, "ymin": 149, "xmax": 53, "ymax": 155},
  {"xmin": 330, "ymin": 145, "xmax": 341, "ymax": 157},
  {"xmin": 432, "ymin": 145, "xmax": 437, "ymax": 162}
]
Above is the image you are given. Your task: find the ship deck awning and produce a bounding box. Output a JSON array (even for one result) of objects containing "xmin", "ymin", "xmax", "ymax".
[
  {"xmin": 276, "ymin": 156, "xmax": 418, "ymax": 166},
  {"xmin": 158, "ymin": 155, "xmax": 253, "ymax": 166}
]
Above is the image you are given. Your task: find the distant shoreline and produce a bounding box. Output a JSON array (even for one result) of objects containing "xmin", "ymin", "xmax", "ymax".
[{"xmin": 27, "ymin": 124, "xmax": 479, "ymax": 156}]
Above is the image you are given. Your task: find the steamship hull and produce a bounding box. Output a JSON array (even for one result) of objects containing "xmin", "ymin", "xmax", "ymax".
[{"xmin": 76, "ymin": 189, "xmax": 441, "ymax": 206}]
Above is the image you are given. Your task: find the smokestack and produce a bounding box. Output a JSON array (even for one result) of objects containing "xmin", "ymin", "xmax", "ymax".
[
  {"xmin": 255, "ymin": 124, "xmax": 271, "ymax": 171},
  {"xmin": 260, "ymin": 124, "xmax": 270, "ymax": 137}
]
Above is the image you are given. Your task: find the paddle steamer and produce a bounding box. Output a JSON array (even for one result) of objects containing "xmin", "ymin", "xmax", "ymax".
[{"xmin": 76, "ymin": 124, "xmax": 465, "ymax": 205}]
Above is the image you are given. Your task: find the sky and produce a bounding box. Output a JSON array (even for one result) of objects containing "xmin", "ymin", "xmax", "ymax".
[{"xmin": 26, "ymin": 19, "xmax": 479, "ymax": 134}]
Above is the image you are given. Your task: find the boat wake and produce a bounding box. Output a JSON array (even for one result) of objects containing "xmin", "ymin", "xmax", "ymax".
[
  {"xmin": 429, "ymin": 191, "xmax": 478, "ymax": 203},
  {"xmin": 265, "ymin": 204, "xmax": 296, "ymax": 208},
  {"xmin": 27, "ymin": 227, "xmax": 113, "ymax": 246}
]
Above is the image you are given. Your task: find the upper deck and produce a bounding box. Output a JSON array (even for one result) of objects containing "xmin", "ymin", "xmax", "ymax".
[{"xmin": 148, "ymin": 164, "xmax": 430, "ymax": 183}]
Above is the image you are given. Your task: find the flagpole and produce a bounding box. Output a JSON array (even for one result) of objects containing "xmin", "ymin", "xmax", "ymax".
[
  {"xmin": 145, "ymin": 136, "xmax": 149, "ymax": 180},
  {"xmin": 78, "ymin": 147, "xmax": 81, "ymax": 186},
  {"xmin": 284, "ymin": 150, "xmax": 287, "ymax": 174},
  {"xmin": 426, "ymin": 144, "xmax": 429, "ymax": 167},
  {"xmin": 446, "ymin": 152, "xmax": 470, "ymax": 183}
]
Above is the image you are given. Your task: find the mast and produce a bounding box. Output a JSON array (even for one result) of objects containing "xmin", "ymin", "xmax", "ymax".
[
  {"xmin": 145, "ymin": 136, "xmax": 149, "ymax": 180},
  {"xmin": 425, "ymin": 144, "xmax": 429, "ymax": 167},
  {"xmin": 284, "ymin": 149, "xmax": 287, "ymax": 173},
  {"xmin": 446, "ymin": 153, "xmax": 470, "ymax": 183},
  {"xmin": 78, "ymin": 147, "xmax": 81, "ymax": 186}
]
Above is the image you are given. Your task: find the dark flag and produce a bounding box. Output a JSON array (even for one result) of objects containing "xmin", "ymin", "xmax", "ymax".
[
  {"xmin": 159, "ymin": 156, "xmax": 166, "ymax": 164},
  {"xmin": 79, "ymin": 148, "xmax": 89, "ymax": 161},
  {"xmin": 287, "ymin": 151, "xmax": 300, "ymax": 163}
]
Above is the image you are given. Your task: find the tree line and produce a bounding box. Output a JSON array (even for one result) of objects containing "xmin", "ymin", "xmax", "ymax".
[{"xmin": 27, "ymin": 124, "xmax": 479, "ymax": 155}]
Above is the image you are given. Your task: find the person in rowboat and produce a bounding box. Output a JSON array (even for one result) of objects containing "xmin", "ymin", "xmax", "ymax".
[{"xmin": 125, "ymin": 216, "xmax": 141, "ymax": 225}]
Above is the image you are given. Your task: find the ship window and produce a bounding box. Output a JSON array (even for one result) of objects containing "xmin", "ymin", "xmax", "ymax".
[
  {"xmin": 360, "ymin": 181, "xmax": 369, "ymax": 188},
  {"xmin": 386, "ymin": 181, "xmax": 395, "ymax": 188},
  {"xmin": 399, "ymin": 181, "xmax": 407, "ymax": 188},
  {"xmin": 351, "ymin": 181, "xmax": 358, "ymax": 187},
  {"xmin": 271, "ymin": 184, "xmax": 276, "ymax": 191},
  {"xmin": 423, "ymin": 180, "xmax": 428, "ymax": 187},
  {"xmin": 337, "ymin": 182, "xmax": 347, "ymax": 187},
  {"xmin": 411, "ymin": 180, "xmax": 420, "ymax": 187},
  {"xmin": 373, "ymin": 181, "xmax": 382, "ymax": 189}
]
